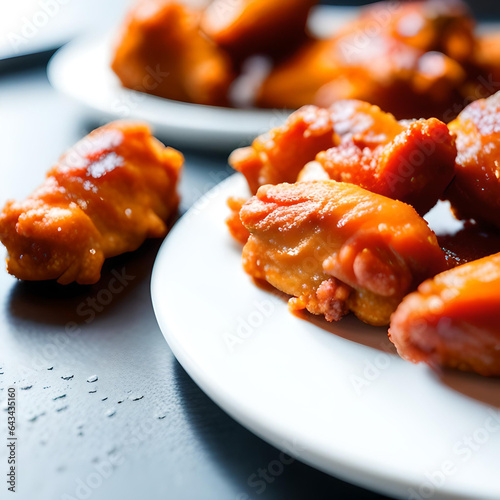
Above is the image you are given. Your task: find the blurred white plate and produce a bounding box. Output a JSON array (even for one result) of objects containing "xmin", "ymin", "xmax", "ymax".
[
  {"xmin": 151, "ymin": 173, "xmax": 500, "ymax": 500},
  {"xmin": 46, "ymin": 6, "xmax": 356, "ymax": 150}
]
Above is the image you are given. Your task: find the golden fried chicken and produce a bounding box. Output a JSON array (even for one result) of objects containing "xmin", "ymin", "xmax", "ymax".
[
  {"xmin": 229, "ymin": 105, "xmax": 338, "ymax": 193},
  {"xmin": 0, "ymin": 121, "xmax": 183, "ymax": 285},
  {"xmin": 200, "ymin": 0, "xmax": 316, "ymax": 66},
  {"xmin": 240, "ymin": 181, "xmax": 446, "ymax": 326},
  {"xmin": 389, "ymin": 253, "xmax": 500, "ymax": 376},
  {"xmin": 111, "ymin": 0, "xmax": 235, "ymax": 106},
  {"xmin": 314, "ymin": 100, "xmax": 457, "ymax": 215},
  {"xmin": 446, "ymin": 92, "xmax": 500, "ymax": 229}
]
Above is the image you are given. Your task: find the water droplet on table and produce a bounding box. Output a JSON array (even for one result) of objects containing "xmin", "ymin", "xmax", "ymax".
[{"xmin": 27, "ymin": 412, "xmax": 46, "ymax": 423}]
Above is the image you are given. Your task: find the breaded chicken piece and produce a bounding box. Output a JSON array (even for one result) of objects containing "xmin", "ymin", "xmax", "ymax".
[
  {"xmin": 389, "ymin": 253, "xmax": 500, "ymax": 376},
  {"xmin": 200, "ymin": 0, "xmax": 316, "ymax": 66},
  {"xmin": 447, "ymin": 92, "xmax": 500, "ymax": 229},
  {"xmin": 0, "ymin": 121, "xmax": 183, "ymax": 285},
  {"xmin": 314, "ymin": 100, "xmax": 457, "ymax": 215},
  {"xmin": 229, "ymin": 105, "xmax": 338, "ymax": 193},
  {"xmin": 240, "ymin": 181, "xmax": 446, "ymax": 326},
  {"xmin": 111, "ymin": 0, "xmax": 234, "ymax": 106}
]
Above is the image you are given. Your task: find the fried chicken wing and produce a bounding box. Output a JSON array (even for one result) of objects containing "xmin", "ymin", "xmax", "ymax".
[
  {"xmin": 339, "ymin": 0, "xmax": 476, "ymax": 63},
  {"xmin": 446, "ymin": 92, "xmax": 500, "ymax": 228},
  {"xmin": 315, "ymin": 100, "xmax": 457, "ymax": 215},
  {"xmin": 0, "ymin": 121, "xmax": 183, "ymax": 285},
  {"xmin": 240, "ymin": 181, "xmax": 446, "ymax": 326},
  {"xmin": 256, "ymin": 0, "xmax": 487, "ymax": 120},
  {"xmin": 111, "ymin": 0, "xmax": 235, "ymax": 106},
  {"xmin": 229, "ymin": 105, "xmax": 338, "ymax": 194},
  {"xmin": 389, "ymin": 253, "xmax": 500, "ymax": 376},
  {"xmin": 201, "ymin": 0, "xmax": 316, "ymax": 66},
  {"xmin": 231, "ymin": 100, "xmax": 456, "ymax": 215},
  {"xmin": 257, "ymin": 32, "xmax": 468, "ymax": 120}
]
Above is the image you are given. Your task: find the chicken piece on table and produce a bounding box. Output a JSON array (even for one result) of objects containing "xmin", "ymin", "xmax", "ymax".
[{"xmin": 0, "ymin": 121, "xmax": 183, "ymax": 285}]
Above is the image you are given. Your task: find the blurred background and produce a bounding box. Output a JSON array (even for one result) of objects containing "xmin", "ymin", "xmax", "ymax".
[{"xmin": 1, "ymin": 0, "xmax": 499, "ymax": 67}]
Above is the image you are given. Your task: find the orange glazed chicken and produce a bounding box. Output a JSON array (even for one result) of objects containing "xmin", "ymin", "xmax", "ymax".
[
  {"xmin": 230, "ymin": 100, "xmax": 456, "ymax": 216},
  {"xmin": 314, "ymin": 100, "xmax": 457, "ymax": 216},
  {"xmin": 335, "ymin": 0, "xmax": 476, "ymax": 63},
  {"xmin": 390, "ymin": 253, "xmax": 500, "ymax": 377},
  {"xmin": 0, "ymin": 121, "xmax": 183, "ymax": 285},
  {"xmin": 229, "ymin": 105, "xmax": 338, "ymax": 194},
  {"xmin": 257, "ymin": 0, "xmax": 488, "ymax": 120},
  {"xmin": 257, "ymin": 33, "xmax": 469, "ymax": 119},
  {"xmin": 201, "ymin": 0, "xmax": 316, "ymax": 65},
  {"xmin": 447, "ymin": 92, "xmax": 500, "ymax": 229},
  {"xmin": 111, "ymin": 0, "xmax": 234, "ymax": 106},
  {"xmin": 240, "ymin": 181, "xmax": 446, "ymax": 326}
]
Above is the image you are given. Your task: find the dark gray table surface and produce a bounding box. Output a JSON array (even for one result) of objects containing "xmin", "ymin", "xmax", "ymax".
[{"xmin": 0, "ymin": 68, "xmax": 392, "ymax": 500}]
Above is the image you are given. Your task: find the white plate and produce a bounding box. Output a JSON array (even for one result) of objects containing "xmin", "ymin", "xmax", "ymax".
[
  {"xmin": 152, "ymin": 173, "xmax": 500, "ymax": 500},
  {"xmin": 46, "ymin": 6, "xmax": 356, "ymax": 151}
]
